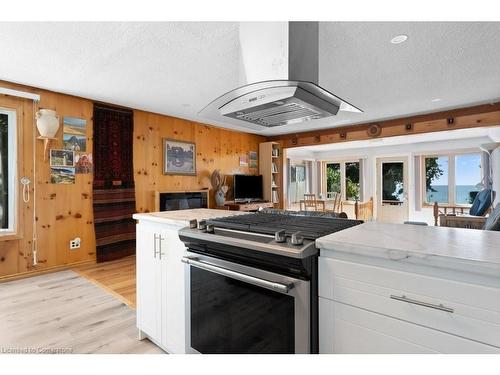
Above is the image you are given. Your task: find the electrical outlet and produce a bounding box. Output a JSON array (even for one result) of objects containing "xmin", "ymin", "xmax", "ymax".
[{"xmin": 69, "ymin": 237, "xmax": 81, "ymax": 250}]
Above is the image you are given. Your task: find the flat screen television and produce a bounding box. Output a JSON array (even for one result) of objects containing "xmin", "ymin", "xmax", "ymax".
[{"xmin": 233, "ymin": 174, "xmax": 263, "ymax": 202}]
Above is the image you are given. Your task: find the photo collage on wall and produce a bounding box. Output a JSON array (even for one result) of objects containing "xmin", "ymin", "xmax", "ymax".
[{"xmin": 50, "ymin": 117, "xmax": 93, "ymax": 184}]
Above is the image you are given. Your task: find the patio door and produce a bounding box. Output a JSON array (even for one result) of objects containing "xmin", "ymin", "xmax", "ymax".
[
  {"xmin": 290, "ymin": 164, "xmax": 306, "ymax": 205},
  {"xmin": 376, "ymin": 157, "xmax": 409, "ymax": 223}
]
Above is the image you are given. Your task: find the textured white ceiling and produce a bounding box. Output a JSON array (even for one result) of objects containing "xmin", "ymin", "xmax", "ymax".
[{"xmin": 0, "ymin": 22, "xmax": 499, "ymax": 135}]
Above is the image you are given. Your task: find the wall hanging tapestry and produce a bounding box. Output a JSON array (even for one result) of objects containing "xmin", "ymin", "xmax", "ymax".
[{"xmin": 93, "ymin": 104, "xmax": 135, "ymax": 262}]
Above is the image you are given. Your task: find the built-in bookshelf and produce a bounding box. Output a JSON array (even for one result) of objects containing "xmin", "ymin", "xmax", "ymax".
[{"xmin": 259, "ymin": 141, "xmax": 281, "ymax": 207}]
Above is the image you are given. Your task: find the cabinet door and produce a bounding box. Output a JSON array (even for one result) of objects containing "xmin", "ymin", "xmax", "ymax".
[
  {"xmin": 160, "ymin": 227, "xmax": 188, "ymax": 353},
  {"xmin": 136, "ymin": 224, "xmax": 162, "ymax": 341}
]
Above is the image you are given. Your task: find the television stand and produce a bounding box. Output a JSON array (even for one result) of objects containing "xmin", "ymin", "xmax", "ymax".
[{"xmin": 224, "ymin": 201, "xmax": 275, "ymax": 212}]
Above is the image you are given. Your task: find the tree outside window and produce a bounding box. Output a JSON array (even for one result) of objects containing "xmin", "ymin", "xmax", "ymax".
[
  {"xmin": 345, "ymin": 162, "xmax": 360, "ymax": 201},
  {"xmin": 325, "ymin": 161, "xmax": 360, "ymax": 201},
  {"xmin": 326, "ymin": 163, "xmax": 340, "ymax": 195}
]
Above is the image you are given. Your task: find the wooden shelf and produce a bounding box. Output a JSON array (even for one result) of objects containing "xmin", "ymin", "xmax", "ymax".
[{"xmin": 259, "ymin": 141, "xmax": 281, "ymax": 209}]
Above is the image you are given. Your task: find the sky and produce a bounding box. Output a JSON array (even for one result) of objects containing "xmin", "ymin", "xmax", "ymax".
[{"xmin": 431, "ymin": 154, "xmax": 481, "ymax": 186}]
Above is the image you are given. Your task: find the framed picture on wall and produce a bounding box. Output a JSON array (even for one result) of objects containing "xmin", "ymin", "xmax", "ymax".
[
  {"xmin": 163, "ymin": 138, "xmax": 196, "ymax": 175},
  {"xmin": 50, "ymin": 149, "xmax": 75, "ymax": 167},
  {"xmin": 63, "ymin": 117, "xmax": 87, "ymax": 152}
]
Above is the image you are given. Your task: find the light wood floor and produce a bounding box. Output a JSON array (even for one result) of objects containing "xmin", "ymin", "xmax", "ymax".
[
  {"xmin": 71, "ymin": 256, "xmax": 137, "ymax": 309},
  {"xmin": 0, "ymin": 270, "xmax": 162, "ymax": 354}
]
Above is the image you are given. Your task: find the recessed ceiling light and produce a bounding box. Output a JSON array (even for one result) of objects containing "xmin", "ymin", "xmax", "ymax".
[
  {"xmin": 181, "ymin": 103, "xmax": 191, "ymax": 107},
  {"xmin": 390, "ymin": 34, "xmax": 408, "ymax": 44},
  {"xmin": 431, "ymin": 98, "xmax": 442, "ymax": 102}
]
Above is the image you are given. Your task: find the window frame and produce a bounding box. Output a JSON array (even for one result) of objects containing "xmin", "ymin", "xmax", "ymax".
[
  {"xmin": 0, "ymin": 106, "xmax": 19, "ymax": 238},
  {"xmin": 421, "ymin": 150, "xmax": 483, "ymax": 208},
  {"xmin": 322, "ymin": 159, "xmax": 362, "ymax": 202}
]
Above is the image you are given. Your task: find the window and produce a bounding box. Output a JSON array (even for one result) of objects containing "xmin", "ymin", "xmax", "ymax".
[
  {"xmin": 324, "ymin": 161, "xmax": 361, "ymax": 201},
  {"xmin": 424, "ymin": 153, "xmax": 482, "ymax": 206},
  {"xmin": 345, "ymin": 162, "xmax": 360, "ymax": 201},
  {"xmin": 325, "ymin": 163, "xmax": 340, "ymax": 195},
  {"xmin": 455, "ymin": 154, "xmax": 481, "ymax": 204},
  {"xmin": 425, "ymin": 156, "xmax": 449, "ymax": 204},
  {"xmin": 0, "ymin": 108, "xmax": 16, "ymax": 232}
]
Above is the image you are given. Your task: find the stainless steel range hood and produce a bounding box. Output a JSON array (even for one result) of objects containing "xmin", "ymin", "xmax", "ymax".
[{"xmin": 199, "ymin": 22, "xmax": 361, "ymax": 131}]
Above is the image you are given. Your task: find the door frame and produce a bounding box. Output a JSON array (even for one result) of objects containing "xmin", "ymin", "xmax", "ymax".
[{"xmin": 375, "ymin": 156, "xmax": 409, "ymax": 223}]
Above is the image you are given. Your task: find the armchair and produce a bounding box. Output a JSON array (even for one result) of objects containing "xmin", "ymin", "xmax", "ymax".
[{"xmin": 434, "ymin": 188, "xmax": 494, "ymax": 229}]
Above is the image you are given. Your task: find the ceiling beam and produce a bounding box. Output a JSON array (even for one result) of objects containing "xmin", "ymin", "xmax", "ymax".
[{"xmin": 269, "ymin": 102, "xmax": 500, "ymax": 148}]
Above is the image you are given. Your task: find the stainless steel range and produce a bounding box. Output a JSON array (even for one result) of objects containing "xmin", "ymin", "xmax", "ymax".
[{"xmin": 179, "ymin": 211, "xmax": 363, "ymax": 354}]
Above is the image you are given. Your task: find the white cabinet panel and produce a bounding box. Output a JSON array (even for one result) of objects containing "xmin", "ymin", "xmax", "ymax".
[
  {"xmin": 319, "ymin": 257, "xmax": 500, "ymax": 348},
  {"xmin": 162, "ymin": 228, "xmax": 188, "ymax": 353},
  {"xmin": 136, "ymin": 222, "xmax": 189, "ymax": 353},
  {"xmin": 319, "ymin": 298, "xmax": 500, "ymax": 354},
  {"xmin": 136, "ymin": 224, "xmax": 161, "ymax": 340},
  {"xmin": 319, "ymin": 257, "xmax": 500, "ymax": 313}
]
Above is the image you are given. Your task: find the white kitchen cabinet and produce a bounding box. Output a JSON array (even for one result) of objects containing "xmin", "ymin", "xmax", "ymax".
[
  {"xmin": 136, "ymin": 221, "xmax": 188, "ymax": 353},
  {"xmin": 318, "ymin": 256, "xmax": 500, "ymax": 354}
]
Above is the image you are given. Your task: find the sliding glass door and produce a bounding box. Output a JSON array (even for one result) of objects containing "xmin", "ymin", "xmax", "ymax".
[
  {"xmin": 324, "ymin": 161, "xmax": 360, "ymax": 201},
  {"xmin": 290, "ymin": 164, "xmax": 306, "ymax": 204}
]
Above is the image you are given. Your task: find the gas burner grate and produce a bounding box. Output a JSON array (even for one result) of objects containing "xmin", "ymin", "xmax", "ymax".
[{"xmin": 207, "ymin": 212, "xmax": 363, "ymax": 240}]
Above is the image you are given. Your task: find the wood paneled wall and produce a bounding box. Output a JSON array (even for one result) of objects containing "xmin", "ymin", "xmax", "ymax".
[
  {"xmin": 0, "ymin": 80, "xmax": 95, "ymax": 278},
  {"xmin": 0, "ymin": 81, "xmax": 264, "ymax": 278},
  {"xmin": 133, "ymin": 110, "xmax": 265, "ymax": 213}
]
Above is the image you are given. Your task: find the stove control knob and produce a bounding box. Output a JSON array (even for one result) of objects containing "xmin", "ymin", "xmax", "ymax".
[
  {"xmin": 198, "ymin": 220, "xmax": 207, "ymax": 230},
  {"xmin": 206, "ymin": 224, "xmax": 215, "ymax": 233},
  {"xmin": 291, "ymin": 232, "xmax": 304, "ymax": 246},
  {"xmin": 189, "ymin": 219, "xmax": 198, "ymax": 229},
  {"xmin": 274, "ymin": 230, "xmax": 286, "ymax": 243}
]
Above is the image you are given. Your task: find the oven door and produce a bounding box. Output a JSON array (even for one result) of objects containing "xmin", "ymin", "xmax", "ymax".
[{"xmin": 182, "ymin": 252, "xmax": 310, "ymax": 354}]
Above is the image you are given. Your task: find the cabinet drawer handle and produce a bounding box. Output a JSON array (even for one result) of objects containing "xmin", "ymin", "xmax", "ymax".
[
  {"xmin": 390, "ymin": 295, "xmax": 454, "ymax": 313},
  {"xmin": 153, "ymin": 234, "xmax": 158, "ymax": 258}
]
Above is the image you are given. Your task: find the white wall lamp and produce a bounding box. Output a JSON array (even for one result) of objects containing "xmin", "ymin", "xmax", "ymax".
[{"xmin": 36, "ymin": 109, "xmax": 60, "ymax": 161}]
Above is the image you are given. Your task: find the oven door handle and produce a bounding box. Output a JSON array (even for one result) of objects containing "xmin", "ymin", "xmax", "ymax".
[{"xmin": 181, "ymin": 256, "xmax": 294, "ymax": 294}]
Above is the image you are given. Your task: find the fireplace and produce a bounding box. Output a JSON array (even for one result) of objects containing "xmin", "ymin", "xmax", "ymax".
[{"xmin": 154, "ymin": 190, "xmax": 209, "ymax": 212}]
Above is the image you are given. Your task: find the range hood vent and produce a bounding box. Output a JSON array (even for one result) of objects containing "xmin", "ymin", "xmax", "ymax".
[{"xmin": 200, "ymin": 22, "xmax": 361, "ymax": 130}]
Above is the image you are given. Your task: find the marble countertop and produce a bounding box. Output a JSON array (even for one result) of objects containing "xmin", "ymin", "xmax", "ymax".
[
  {"xmin": 132, "ymin": 208, "xmax": 247, "ymax": 227},
  {"xmin": 316, "ymin": 222, "xmax": 500, "ymax": 275}
]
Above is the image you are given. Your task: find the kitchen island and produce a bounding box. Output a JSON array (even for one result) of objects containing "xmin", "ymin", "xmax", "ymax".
[
  {"xmin": 316, "ymin": 222, "xmax": 500, "ymax": 353},
  {"xmin": 132, "ymin": 209, "xmax": 247, "ymax": 354}
]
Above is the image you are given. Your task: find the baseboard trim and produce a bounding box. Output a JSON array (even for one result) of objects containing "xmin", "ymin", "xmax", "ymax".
[{"xmin": 0, "ymin": 259, "xmax": 97, "ymax": 283}]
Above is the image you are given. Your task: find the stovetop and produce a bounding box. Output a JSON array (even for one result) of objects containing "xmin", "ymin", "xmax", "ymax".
[
  {"xmin": 206, "ymin": 212, "xmax": 363, "ymax": 240},
  {"xmin": 178, "ymin": 212, "xmax": 363, "ymax": 259}
]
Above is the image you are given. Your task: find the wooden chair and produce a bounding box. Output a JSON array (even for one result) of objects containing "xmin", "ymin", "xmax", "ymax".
[
  {"xmin": 303, "ymin": 193, "xmax": 318, "ymax": 211},
  {"xmin": 433, "ymin": 201, "xmax": 491, "ymax": 229},
  {"xmin": 355, "ymin": 197, "xmax": 374, "ymax": 221},
  {"xmin": 326, "ymin": 192, "xmax": 342, "ymax": 213}
]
